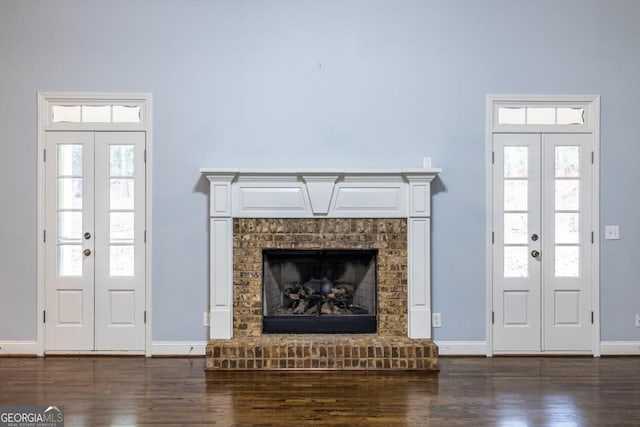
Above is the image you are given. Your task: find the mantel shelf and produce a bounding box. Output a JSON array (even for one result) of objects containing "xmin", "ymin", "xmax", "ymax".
[{"xmin": 200, "ymin": 167, "xmax": 441, "ymax": 180}]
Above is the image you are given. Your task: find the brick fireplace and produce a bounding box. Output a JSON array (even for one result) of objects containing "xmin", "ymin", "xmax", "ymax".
[{"xmin": 201, "ymin": 168, "xmax": 440, "ymax": 371}]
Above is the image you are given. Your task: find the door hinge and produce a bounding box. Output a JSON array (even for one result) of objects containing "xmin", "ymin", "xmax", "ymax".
[
  {"xmin": 43, "ymin": 310, "xmax": 46, "ymax": 323},
  {"xmin": 591, "ymin": 231, "xmax": 594, "ymax": 244},
  {"xmin": 591, "ymin": 151, "xmax": 595, "ymax": 164},
  {"xmin": 43, "ymin": 149, "xmax": 46, "ymax": 162},
  {"xmin": 144, "ymin": 150, "xmax": 147, "ymax": 163},
  {"xmin": 43, "ymin": 230, "xmax": 46, "ymax": 243},
  {"xmin": 144, "ymin": 230, "xmax": 147, "ymax": 243},
  {"xmin": 144, "ymin": 310, "xmax": 147, "ymax": 324},
  {"xmin": 492, "ymin": 231, "xmax": 494, "ymax": 244},
  {"xmin": 492, "ymin": 151, "xmax": 495, "ymax": 164},
  {"xmin": 492, "ymin": 311, "xmax": 495, "ymax": 324},
  {"xmin": 591, "ymin": 311, "xmax": 594, "ymax": 324}
]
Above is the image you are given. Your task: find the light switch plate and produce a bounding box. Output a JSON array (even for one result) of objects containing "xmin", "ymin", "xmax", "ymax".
[
  {"xmin": 432, "ymin": 312, "xmax": 442, "ymax": 328},
  {"xmin": 605, "ymin": 225, "xmax": 620, "ymax": 240}
]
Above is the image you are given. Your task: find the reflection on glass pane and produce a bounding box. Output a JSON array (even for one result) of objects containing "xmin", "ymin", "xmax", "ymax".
[
  {"xmin": 557, "ymin": 108, "xmax": 585, "ymax": 125},
  {"xmin": 555, "ymin": 180, "xmax": 579, "ymax": 211},
  {"xmin": 556, "ymin": 213, "xmax": 579, "ymax": 244},
  {"xmin": 58, "ymin": 145, "xmax": 82, "ymax": 176},
  {"xmin": 504, "ymin": 213, "xmax": 528, "ymax": 244},
  {"xmin": 82, "ymin": 105, "xmax": 111, "ymax": 122},
  {"xmin": 498, "ymin": 107, "xmax": 525, "ymax": 125},
  {"xmin": 555, "ymin": 146, "xmax": 580, "ymax": 178},
  {"xmin": 110, "ymin": 145, "xmax": 135, "ymax": 176},
  {"xmin": 58, "ymin": 212, "xmax": 82, "ymax": 242},
  {"xmin": 526, "ymin": 107, "xmax": 555, "ymax": 125},
  {"xmin": 555, "ymin": 246, "xmax": 579, "ymax": 277},
  {"xmin": 52, "ymin": 105, "xmax": 81, "ymax": 123},
  {"xmin": 504, "ymin": 180, "xmax": 527, "ymax": 211},
  {"xmin": 504, "ymin": 246, "xmax": 528, "ymax": 277},
  {"xmin": 58, "ymin": 245, "xmax": 82, "ymax": 276},
  {"xmin": 504, "ymin": 146, "xmax": 528, "ymax": 178},
  {"xmin": 58, "ymin": 178, "xmax": 83, "ymax": 210},
  {"xmin": 110, "ymin": 212, "xmax": 134, "ymax": 241},
  {"xmin": 110, "ymin": 179, "xmax": 135, "ymax": 210},
  {"xmin": 112, "ymin": 106, "xmax": 141, "ymax": 123},
  {"xmin": 110, "ymin": 246, "xmax": 134, "ymax": 276}
]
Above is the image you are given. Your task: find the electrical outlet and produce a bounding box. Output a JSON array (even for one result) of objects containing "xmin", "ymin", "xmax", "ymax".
[
  {"xmin": 203, "ymin": 312, "xmax": 210, "ymax": 327},
  {"xmin": 635, "ymin": 314, "xmax": 640, "ymax": 328},
  {"xmin": 432, "ymin": 312, "xmax": 442, "ymax": 328}
]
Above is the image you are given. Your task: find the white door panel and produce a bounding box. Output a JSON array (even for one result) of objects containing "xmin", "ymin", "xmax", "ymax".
[
  {"xmin": 492, "ymin": 134, "xmax": 541, "ymax": 352},
  {"xmin": 94, "ymin": 132, "xmax": 146, "ymax": 351},
  {"xmin": 45, "ymin": 132, "xmax": 95, "ymax": 351},
  {"xmin": 542, "ymin": 133, "xmax": 592, "ymax": 351}
]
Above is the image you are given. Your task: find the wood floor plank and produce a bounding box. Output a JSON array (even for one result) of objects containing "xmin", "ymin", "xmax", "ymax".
[{"xmin": 1, "ymin": 356, "xmax": 640, "ymax": 425}]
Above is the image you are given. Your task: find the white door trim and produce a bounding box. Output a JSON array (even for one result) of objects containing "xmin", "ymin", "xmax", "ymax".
[
  {"xmin": 485, "ymin": 94, "xmax": 600, "ymax": 357},
  {"xmin": 36, "ymin": 92, "xmax": 153, "ymax": 356}
]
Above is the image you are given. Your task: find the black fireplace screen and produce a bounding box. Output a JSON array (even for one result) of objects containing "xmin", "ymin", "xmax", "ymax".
[{"xmin": 262, "ymin": 249, "xmax": 377, "ymax": 333}]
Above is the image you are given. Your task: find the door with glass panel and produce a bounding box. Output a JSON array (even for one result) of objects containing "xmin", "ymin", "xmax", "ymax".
[
  {"xmin": 44, "ymin": 131, "xmax": 145, "ymax": 351},
  {"xmin": 492, "ymin": 133, "xmax": 592, "ymax": 353}
]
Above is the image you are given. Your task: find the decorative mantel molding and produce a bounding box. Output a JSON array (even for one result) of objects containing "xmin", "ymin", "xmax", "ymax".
[{"xmin": 200, "ymin": 167, "xmax": 441, "ymax": 340}]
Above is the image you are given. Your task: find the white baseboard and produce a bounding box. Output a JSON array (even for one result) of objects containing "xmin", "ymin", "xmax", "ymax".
[
  {"xmin": 435, "ymin": 340, "xmax": 487, "ymax": 356},
  {"xmin": 13, "ymin": 339, "xmax": 635, "ymax": 357},
  {"xmin": 600, "ymin": 341, "xmax": 640, "ymax": 355},
  {"xmin": 151, "ymin": 341, "xmax": 207, "ymax": 356},
  {"xmin": 0, "ymin": 340, "xmax": 38, "ymax": 355}
]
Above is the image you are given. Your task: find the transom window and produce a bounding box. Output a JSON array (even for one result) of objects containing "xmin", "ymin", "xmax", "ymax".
[
  {"xmin": 41, "ymin": 94, "xmax": 149, "ymax": 131},
  {"xmin": 490, "ymin": 97, "xmax": 596, "ymax": 132},
  {"xmin": 498, "ymin": 106, "xmax": 585, "ymax": 126},
  {"xmin": 52, "ymin": 104, "xmax": 141, "ymax": 124}
]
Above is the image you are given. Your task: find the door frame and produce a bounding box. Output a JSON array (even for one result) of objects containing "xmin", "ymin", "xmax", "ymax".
[
  {"xmin": 485, "ymin": 94, "xmax": 600, "ymax": 356},
  {"xmin": 36, "ymin": 92, "xmax": 153, "ymax": 356}
]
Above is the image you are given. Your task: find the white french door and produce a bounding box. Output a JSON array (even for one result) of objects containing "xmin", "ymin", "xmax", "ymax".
[
  {"xmin": 492, "ymin": 132, "xmax": 593, "ymax": 353},
  {"xmin": 44, "ymin": 131, "xmax": 146, "ymax": 352}
]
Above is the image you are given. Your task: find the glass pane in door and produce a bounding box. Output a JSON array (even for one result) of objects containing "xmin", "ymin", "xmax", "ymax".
[
  {"xmin": 504, "ymin": 246, "xmax": 528, "ymax": 277},
  {"xmin": 110, "ymin": 179, "xmax": 134, "ymax": 209},
  {"xmin": 555, "ymin": 180, "xmax": 579, "ymax": 210},
  {"xmin": 504, "ymin": 147, "xmax": 528, "ymax": 177},
  {"xmin": 58, "ymin": 245, "xmax": 82, "ymax": 276}
]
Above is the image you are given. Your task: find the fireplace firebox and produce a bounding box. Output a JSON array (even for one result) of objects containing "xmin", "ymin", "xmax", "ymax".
[{"xmin": 262, "ymin": 249, "xmax": 377, "ymax": 334}]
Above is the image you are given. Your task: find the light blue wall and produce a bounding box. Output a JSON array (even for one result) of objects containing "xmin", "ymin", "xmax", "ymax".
[{"xmin": 1, "ymin": 0, "xmax": 638, "ymax": 343}]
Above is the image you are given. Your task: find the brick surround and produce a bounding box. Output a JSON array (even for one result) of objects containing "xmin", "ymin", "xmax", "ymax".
[
  {"xmin": 233, "ymin": 218, "xmax": 408, "ymax": 337},
  {"xmin": 205, "ymin": 217, "xmax": 439, "ymax": 371}
]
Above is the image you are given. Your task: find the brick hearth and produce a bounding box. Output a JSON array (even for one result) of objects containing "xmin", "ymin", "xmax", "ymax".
[
  {"xmin": 205, "ymin": 218, "xmax": 439, "ymax": 371},
  {"xmin": 206, "ymin": 334, "xmax": 439, "ymax": 371}
]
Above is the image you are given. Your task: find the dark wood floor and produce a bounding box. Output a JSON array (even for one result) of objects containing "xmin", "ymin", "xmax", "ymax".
[{"xmin": 1, "ymin": 356, "xmax": 640, "ymax": 426}]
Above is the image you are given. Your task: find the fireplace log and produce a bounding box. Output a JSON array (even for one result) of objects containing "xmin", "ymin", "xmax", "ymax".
[
  {"xmin": 320, "ymin": 302, "xmax": 332, "ymax": 315},
  {"xmin": 292, "ymin": 300, "xmax": 308, "ymax": 315},
  {"xmin": 277, "ymin": 280, "xmax": 364, "ymax": 316}
]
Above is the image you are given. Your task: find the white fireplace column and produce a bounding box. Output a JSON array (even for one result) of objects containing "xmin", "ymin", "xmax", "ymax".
[{"xmin": 201, "ymin": 168, "xmax": 441, "ymax": 340}]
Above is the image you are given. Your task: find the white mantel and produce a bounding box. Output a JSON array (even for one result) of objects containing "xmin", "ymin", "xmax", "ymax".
[{"xmin": 200, "ymin": 167, "xmax": 441, "ymax": 340}]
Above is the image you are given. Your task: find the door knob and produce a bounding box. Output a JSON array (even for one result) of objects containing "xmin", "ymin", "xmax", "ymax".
[
  {"xmin": 83, "ymin": 249, "xmax": 91, "ymax": 256},
  {"xmin": 84, "ymin": 232, "xmax": 91, "ymax": 240},
  {"xmin": 531, "ymin": 250, "xmax": 540, "ymax": 258},
  {"xmin": 531, "ymin": 233, "xmax": 539, "ymax": 241}
]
